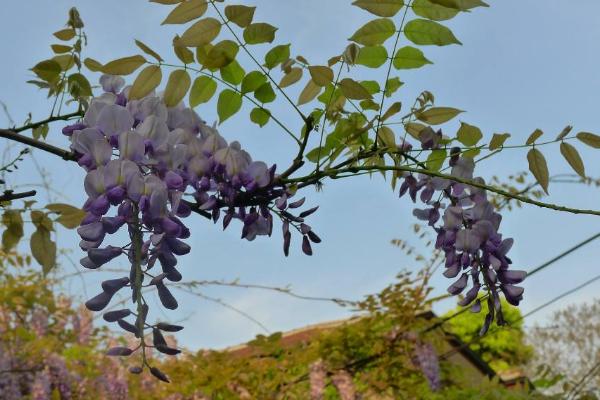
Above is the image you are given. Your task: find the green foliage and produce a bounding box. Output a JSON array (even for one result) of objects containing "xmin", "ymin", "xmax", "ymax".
[{"xmin": 444, "ymin": 299, "xmax": 534, "ymax": 372}]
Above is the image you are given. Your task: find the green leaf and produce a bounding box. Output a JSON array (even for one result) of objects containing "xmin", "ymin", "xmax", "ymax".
[
  {"xmin": 405, "ymin": 122, "xmax": 427, "ymax": 139},
  {"xmin": 45, "ymin": 203, "xmax": 86, "ymax": 229},
  {"xmin": 151, "ymin": 0, "xmax": 183, "ymax": 4},
  {"xmin": 241, "ymin": 71, "xmax": 267, "ymax": 94},
  {"xmin": 179, "ymin": 17, "xmax": 221, "ymax": 46},
  {"xmin": 360, "ymin": 80, "xmax": 381, "ymax": 95},
  {"xmin": 412, "ymin": 0, "xmax": 459, "ymax": 21},
  {"xmin": 250, "ymin": 107, "xmax": 270, "ymax": 127},
  {"xmin": 225, "ymin": 5, "xmax": 256, "ymax": 28},
  {"xmin": 163, "ymin": 69, "xmax": 191, "ymax": 107},
  {"xmin": 173, "ymin": 36, "xmax": 195, "ymax": 63},
  {"xmin": 576, "ymin": 132, "xmax": 600, "ymax": 148},
  {"xmin": 243, "ymin": 23, "xmax": 278, "ymax": 45},
  {"xmin": 2, "ymin": 210, "xmax": 23, "ymax": 251},
  {"xmin": 526, "ymin": 128, "xmax": 543, "ymax": 145},
  {"xmin": 381, "ymin": 102, "xmax": 402, "ymax": 122},
  {"xmin": 349, "ymin": 18, "xmax": 396, "ymax": 46},
  {"xmin": 428, "ymin": 0, "xmax": 461, "ymax": 8},
  {"xmin": 426, "ymin": 148, "xmax": 447, "ymax": 171},
  {"xmin": 404, "ymin": 19, "xmax": 461, "ymax": 46},
  {"xmin": 339, "ymin": 78, "xmax": 372, "ymax": 100},
  {"xmin": 32, "ymin": 124, "xmax": 49, "ymax": 140},
  {"xmin": 134, "ymin": 39, "xmax": 164, "ymax": 62},
  {"xmin": 456, "ymin": 122, "xmax": 482, "ymax": 146},
  {"xmin": 356, "ymin": 46, "xmax": 388, "ymax": 68},
  {"xmin": 264, "ymin": 44, "xmax": 290, "ymax": 69},
  {"xmin": 217, "ymin": 89, "xmax": 243, "ymax": 123},
  {"xmin": 129, "ymin": 65, "xmax": 162, "ymax": 100},
  {"xmin": 297, "ymin": 80, "xmax": 321, "ymax": 105},
  {"xmin": 254, "ymin": 82, "xmax": 276, "ymax": 103},
  {"xmin": 189, "ymin": 76, "xmax": 217, "ymax": 107},
  {"xmin": 384, "ymin": 77, "xmax": 403, "ymax": 97},
  {"xmin": 202, "ymin": 40, "xmax": 239, "ymax": 68},
  {"xmin": 527, "ymin": 148, "xmax": 549, "ymax": 194},
  {"xmin": 489, "ymin": 133, "xmax": 510, "ymax": 150},
  {"xmin": 378, "ymin": 126, "xmax": 396, "ymax": 147},
  {"xmin": 53, "ymin": 54, "xmax": 75, "ymax": 71},
  {"xmin": 308, "ymin": 65, "xmax": 334, "ymax": 87},
  {"xmin": 102, "ymin": 55, "xmax": 146, "ymax": 75},
  {"xmin": 53, "ymin": 28, "xmax": 75, "ymax": 41},
  {"xmin": 556, "ymin": 125, "xmax": 573, "ymax": 140},
  {"xmin": 30, "ymin": 228, "xmax": 56, "ymax": 274},
  {"xmin": 51, "ymin": 44, "xmax": 72, "ymax": 54},
  {"xmin": 416, "ymin": 107, "xmax": 463, "ymax": 125},
  {"xmin": 84, "ymin": 57, "xmax": 103, "ymax": 72},
  {"xmin": 352, "ymin": 0, "xmax": 404, "ymax": 17},
  {"xmin": 393, "ymin": 46, "xmax": 432, "ymax": 69},
  {"xmin": 560, "ymin": 142, "xmax": 586, "ymax": 179},
  {"xmin": 31, "ymin": 60, "xmax": 62, "ymax": 83},
  {"xmin": 454, "ymin": 0, "xmax": 489, "ymax": 9},
  {"xmin": 220, "ymin": 60, "xmax": 245, "ymax": 85},
  {"xmin": 67, "ymin": 73, "xmax": 93, "ymax": 98},
  {"xmin": 161, "ymin": 0, "xmax": 208, "ymax": 24},
  {"xmin": 279, "ymin": 68, "xmax": 303, "ymax": 88}
]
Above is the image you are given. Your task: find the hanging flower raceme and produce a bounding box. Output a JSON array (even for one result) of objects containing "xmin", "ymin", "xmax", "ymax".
[
  {"xmin": 400, "ymin": 130, "xmax": 526, "ymax": 334},
  {"xmin": 63, "ymin": 75, "xmax": 321, "ymax": 380}
]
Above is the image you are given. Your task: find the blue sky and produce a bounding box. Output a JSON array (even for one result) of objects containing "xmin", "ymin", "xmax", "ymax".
[{"xmin": 1, "ymin": 0, "xmax": 600, "ymax": 350}]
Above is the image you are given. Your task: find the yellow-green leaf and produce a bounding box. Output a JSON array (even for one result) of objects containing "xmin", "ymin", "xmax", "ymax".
[
  {"xmin": 241, "ymin": 71, "xmax": 267, "ymax": 93},
  {"xmin": 298, "ymin": 80, "xmax": 321, "ymax": 105},
  {"xmin": 349, "ymin": 18, "xmax": 396, "ymax": 46},
  {"xmin": 46, "ymin": 203, "xmax": 86, "ymax": 229},
  {"xmin": 220, "ymin": 59, "xmax": 245, "ymax": 85},
  {"xmin": 84, "ymin": 57, "xmax": 104, "ymax": 72},
  {"xmin": 189, "ymin": 76, "xmax": 217, "ymax": 107},
  {"xmin": 53, "ymin": 54, "xmax": 75, "ymax": 71},
  {"xmin": 264, "ymin": 44, "xmax": 290, "ymax": 69},
  {"xmin": 54, "ymin": 28, "xmax": 75, "ymax": 41},
  {"xmin": 51, "ymin": 44, "xmax": 72, "ymax": 54},
  {"xmin": 377, "ymin": 126, "xmax": 396, "ymax": 147},
  {"xmin": 405, "ymin": 122, "xmax": 427, "ymax": 139},
  {"xmin": 556, "ymin": 125, "xmax": 573, "ymax": 140},
  {"xmin": 527, "ymin": 148, "xmax": 549, "ymax": 194},
  {"xmin": 356, "ymin": 46, "xmax": 388, "ymax": 68},
  {"xmin": 526, "ymin": 128, "xmax": 543, "ymax": 145},
  {"xmin": 68, "ymin": 73, "xmax": 93, "ymax": 97},
  {"xmin": 151, "ymin": 0, "xmax": 183, "ymax": 4},
  {"xmin": 217, "ymin": 89, "xmax": 242, "ymax": 123},
  {"xmin": 129, "ymin": 65, "xmax": 162, "ymax": 100},
  {"xmin": 416, "ymin": 107, "xmax": 463, "ymax": 125},
  {"xmin": 173, "ymin": 35, "xmax": 195, "ymax": 64},
  {"xmin": 279, "ymin": 68, "xmax": 303, "ymax": 88},
  {"xmin": 2, "ymin": 210, "xmax": 23, "ymax": 250},
  {"xmin": 224, "ymin": 5, "xmax": 256, "ymax": 28},
  {"xmin": 393, "ymin": 46, "xmax": 432, "ymax": 69},
  {"xmin": 243, "ymin": 23, "xmax": 277, "ymax": 45},
  {"xmin": 135, "ymin": 39, "xmax": 164, "ymax": 62},
  {"xmin": 576, "ymin": 132, "xmax": 600, "ymax": 149},
  {"xmin": 308, "ymin": 65, "xmax": 334, "ymax": 87},
  {"xmin": 560, "ymin": 142, "xmax": 585, "ymax": 179},
  {"xmin": 456, "ymin": 122, "xmax": 482, "ymax": 146},
  {"xmin": 31, "ymin": 228, "xmax": 56, "ymax": 274},
  {"xmin": 254, "ymin": 82, "xmax": 276, "ymax": 103},
  {"xmin": 381, "ymin": 101, "xmax": 402, "ymax": 122},
  {"xmin": 412, "ymin": 0, "xmax": 459, "ymax": 21},
  {"xmin": 489, "ymin": 133, "xmax": 510, "ymax": 150},
  {"xmin": 200, "ymin": 40, "xmax": 239, "ymax": 68},
  {"xmin": 352, "ymin": 0, "xmax": 405, "ymax": 17},
  {"xmin": 179, "ymin": 17, "xmax": 221, "ymax": 46},
  {"xmin": 339, "ymin": 78, "xmax": 372, "ymax": 100},
  {"xmin": 426, "ymin": 148, "xmax": 447, "ymax": 171},
  {"xmin": 102, "ymin": 55, "xmax": 146, "ymax": 75},
  {"xmin": 164, "ymin": 69, "xmax": 191, "ymax": 107},
  {"xmin": 404, "ymin": 19, "xmax": 461, "ymax": 46},
  {"xmin": 31, "ymin": 60, "xmax": 62, "ymax": 82},
  {"xmin": 161, "ymin": 0, "xmax": 208, "ymax": 24},
  {"xmin": 250, "ymin": 107, "xmax": 270, "ymax": 127}
]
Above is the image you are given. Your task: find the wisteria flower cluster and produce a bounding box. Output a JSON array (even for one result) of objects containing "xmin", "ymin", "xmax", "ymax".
[
  {"xmin": 63, "ymin": 75, "xmax": 321, "ymax": 378},
  {"xmin": 400, "ymin": 128, "xmax": 526, "ymax": 333}
]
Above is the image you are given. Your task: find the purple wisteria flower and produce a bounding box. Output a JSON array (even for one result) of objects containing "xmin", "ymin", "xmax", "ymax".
[
  {"xmin": 63, "ymin": 74, "xmax": 321, "ymax": 378},
  {"xmin": 399, "ymin": 130, "xmax": 526, "ymax": 332}
]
